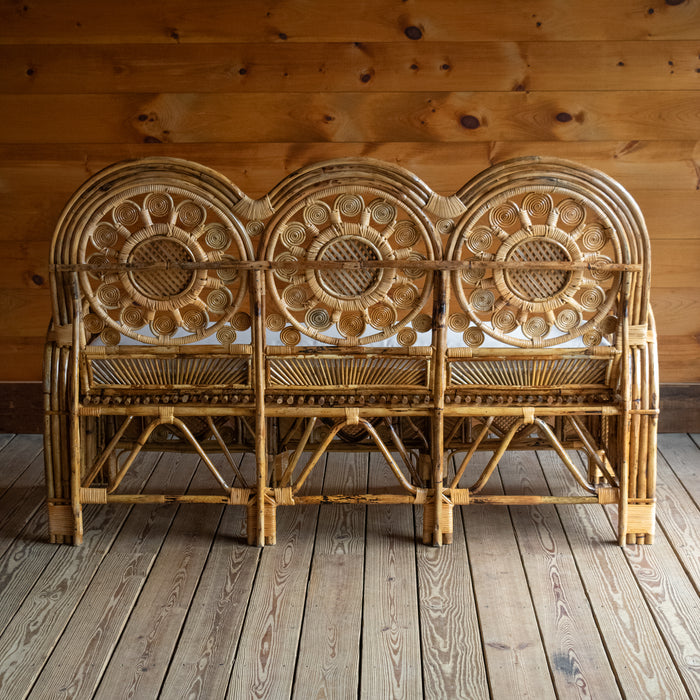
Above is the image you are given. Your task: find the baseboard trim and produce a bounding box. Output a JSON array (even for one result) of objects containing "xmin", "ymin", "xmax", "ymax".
[
  {"xmin": 0, "ymin": 382, "xmax": 697, "ymax": 434},
  {"xmin": 0, "ymin": 382, "xmax": 44, "ymax": 434}
]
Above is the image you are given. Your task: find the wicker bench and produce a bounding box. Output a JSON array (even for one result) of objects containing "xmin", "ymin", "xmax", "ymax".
[{"xmin": 45, "ymin": 156, "xmax": 658, "ymax": 547}]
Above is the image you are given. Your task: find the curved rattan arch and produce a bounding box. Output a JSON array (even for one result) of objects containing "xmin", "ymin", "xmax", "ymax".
[
  {"xmin": 260, "ymin": 159, "xmax": 443, "ymax": 346},
  {"xmin": 50, "ymin": 157, "xmax": 255, "ymax": 345},
  {"xmin": 446, "ymin": 157, "xmax": 651, "ymax": 348}
]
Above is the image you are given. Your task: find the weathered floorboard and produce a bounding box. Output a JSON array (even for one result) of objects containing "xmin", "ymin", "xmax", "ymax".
[
  {"xmin": 226, "ymin": 455, "xmax": 324, "ymax": 700},
  {"xmin": 292, "ymin": 451, "xmax": 368, "ymax": 700},
  {"xmin": 540, "ymin": 450, "xmax": 690, "ymax": 698},
  {"xmin": 0, "ymin": 451, "xmax": 162, "ymax": 700},
  {"xmin": 498, "ymin": 450, "xmax": 622, "ymax": 699},
  {"xmin": 659, "ymin": 433, "xmax": 700, "ymax": 503},
  {"xmin": 92, "ymin": 458, "xmax": 224, "ymax": 700},
  {"xmin": 361, "ymin": 452, "xmax": 422, "ymax": 700},
  {"xmin": 462, "ymin": 454, "xmax": 557, "ymax": 700},
  {"xmin": 28, "ymin": 451, "xmax": 201, "ymax": 700},
  {"xmin": 0, "ymin": 451, "xmax": 47, "ymax": 561},
  {"xmin": 0, "ymin": 435, "xmax": 698, "ymax": 699},
  {"xmin": 158, "ymin": 454, "xmax": 259, "ymax": 700},
  {"xmin": 416, "ymin": 456, "xmax": 489, "ymax": 700}
]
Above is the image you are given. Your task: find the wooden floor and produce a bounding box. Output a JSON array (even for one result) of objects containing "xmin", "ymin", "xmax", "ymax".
[{"xmin": 0, "ymin": 433, "xmax": 699, "ymax": 699}]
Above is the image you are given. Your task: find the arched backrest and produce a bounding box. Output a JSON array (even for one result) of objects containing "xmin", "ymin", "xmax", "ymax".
[
  {"xmin": 260, "ymin": 158, "xmax": 444, "ymax": 348},
  {"xmin": 446, "ymin": 156, "xmax": 651, "ymax": 349},
  {"xmin": 49, "ymin": 157, "xmax": 254, "ymax": 346}
]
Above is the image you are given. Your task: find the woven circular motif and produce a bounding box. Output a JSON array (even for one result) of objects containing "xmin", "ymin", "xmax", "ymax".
[
  {"xmin": 470, "ymin": 289, "xmax": 495, "ymax": 313},
  {"xmin": 368, "ymin": 303, "xmax": 397, "ymax": 329},
  {"xmin": 582, "ymin": 329, "xmax": 603, "ymax": 347},
  {"xmin": 600, "ymin": 315, "xmax": 618, "ymax": 334},
  {"xmin": 338, "ymin": 313, "xmax": 365, "ymax": 338},
  {"xmin": 92, "ymin": 223, "xmax": 118, "ymax": 249},
  {"xmin": 579, "ymin": 286, "xmax": 605, "ymax": 312},
  {"xmin": 204, "ymin": 224, "xmax": 231, "ymax": 251},
  {"xmin": 113, "ymin": 201, "xmax": 140, "ymax": 227},
  {"xmin": 100, "ymin": 328, "xmax": 121, "ymax": 346},
  {"xmin": 335, "ymin": 194, "xmax": 364, "ymax": 217},
  {"xmin": 306, "ymin": 307, "xmax": 332, "ymax": 331},
  {"xmin": 391, "ymin": 283, "xmax": 419, "ymax": 309},
  {"xmin": 216, "ymin": 326, "xmax": 237, "ymax": 345},
  {"xmin": 206, "ymin": 288, "xmax": 233, "ymax": 313},
  {"xmin": 463, "ymin": 327, "xmax": 485, "ymax": 347},
  {"xmin": 397, "ymin": 327, "xmax": 418, "ymax": 347},
  {"xmin": 273, "ymin": 252, "xmax": 299, "ymax": 282},
  {"xmin": 216, "ymin": 255, "xmax": 239, "ymax": 283},
  {"xmin": 266, "ymin": 313, "xmax": 286, "ymax": 332},
  {"xmin": 522, "ymin": 316, "xmax": 549, "ymax": 339},
  {"xmin": 246, "ymin": 220, "xmax": 264, "ymax": 237},
  {"xmin": 87, "ymin": 253, "xmax": 110, "ymax": 280},
  {"xmin": 145, "ymin": 192, "xmax": 173, "ymax": 218},
  {"xmin": 303, "ymin": 201, "xmax": 331, "ymax": 226},
  {"xmin": 402, "ymin": 252, "xmax": 426, "ymax": 279},
  {"xmin": 437, "ymin": 218, "xmax": 454, "ymax": 235},
  {"xmin": 555, "ymin": 308, "xmax": 582, "ymax": 332},
  {"xmin": 448, "ymin": 313, "xmax": 470, "ymax": 332},
  {"xmin": 84, "ymin": 313, "xmax": 105, "ymax": 334},
  {"xmin": 522, "ymin": 192, "xmax": 553, "ymax": 218},
  {"xmin": 461, "ymin": 267, "xmax": 485, "ymax": 285},
  {"xmin": 492, "ymin": 308, "xmax": 518, "ymax": 333},
  {"xmin": 394, "ymin": 221, "xmax": 420, "ymax": 247},
  {"xmin": 489, "ymin": 202, "xmax": 519, "ymax": 230},
  {"xmin": 557, "ymin": 198, "xmax": 585, "ymax": 227},
  {"xmin": 412, "ymin": 313, "xmax": 432, "ymax": 333},
  {"xmin": 280, "ymin": 326, "xmax": 301, "ymax": 346},
  {"xmin": 177, "ymin": 201, "xmax": 205, "ymax": 228},
  {"xmin": 182, "ymin": 308, "xmax": 208, "ymax": 332},
  {"xmin": 120, "ymin": 306, "xmax": 146, "ymax": 329},
  {"xmin": 581, "ymin": 223, "xmax": 607, "ymax": 252},
  {"xmin": 283, "ymin": 284, "xmax": 310, "ymax": 311},
  {"xmin": 588, "ymin": 256, "xmax": 613, "ymax": 282},
  {"xmin": 96, "ymin": 284, "xmax": 121, "ymax": 309},
  {"xmin": 150, "ymin": 315, "xmax": 177, "ymax": 337},
  {"xmin": 466, "ymin": 227, "xmax": 494, "ymax": 254},
  {"xmin": 369, "ymin": 198, "xmax": 396, "ymax": 225},
  {"xmin": 281, "ymin": 223, "xmax": 307, "ymax": 248},
  {"xmin": 231, "ymin": 311, "xmax": 252, "ymax": 331}
]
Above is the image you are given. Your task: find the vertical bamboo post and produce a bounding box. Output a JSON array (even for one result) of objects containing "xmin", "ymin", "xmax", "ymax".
[
  {"xmin": 252, "ymin": 269, "xmax": 269, "ymax": 546},
  {"xmin": 644, "ymin": 307, "xmax": 659, "ymax": 544},
  {"xmin": 69, "ymin": 274, "xmax": 83, "ymax": 544},
  {"xmin": 430, "ymin": 269, "xmax": 449, "ymax": 545},
  {"xmin": 618, "ymin": 290, "xmax": 631, "ymax": 546}
]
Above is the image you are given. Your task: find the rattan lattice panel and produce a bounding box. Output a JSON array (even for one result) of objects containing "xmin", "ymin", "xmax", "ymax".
[
  {"xmin": 88, "ymin": 356, "xmax": 250, "ymax": 389},
  {"xmin": 448, "ymin": 356, "xmax": 608, "ymax": 387},
  {"xmin": 268, "ymin": 355, "xmax": 429, "ymax": 388}
]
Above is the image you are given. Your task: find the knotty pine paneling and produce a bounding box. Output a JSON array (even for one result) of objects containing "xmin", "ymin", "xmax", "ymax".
[
  {"xmin": 3, "ymin": 91, "xmax": 700, "ymax": 144},
  {"xmin": 1, "ymin": 0, "xmax": 699, "ymax": 43},
  {"xmin": 0, "ymin": 0, "xmax": 698, "ymax": 389},
  {"xmin": 1, "ymin": 42, "xmax": 699, "ymax": 94}
]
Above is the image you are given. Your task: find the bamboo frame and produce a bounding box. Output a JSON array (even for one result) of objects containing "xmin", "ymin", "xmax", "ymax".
[{"xmin": 44, "ymin": 155, "xmax": 658, "ymax": 548}]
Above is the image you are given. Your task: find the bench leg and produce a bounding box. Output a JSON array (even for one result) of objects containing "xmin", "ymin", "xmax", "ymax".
[
  {"xmin": 422, "ymin": 497, "xmax": 453, "ymax": 546},
  {"xmin": 246, "ymin": 493, "xmax": 277, "ymax": 546},
  {"xmin": 47, "ymin": 501, "xmax": 83, "ymax": 545}
]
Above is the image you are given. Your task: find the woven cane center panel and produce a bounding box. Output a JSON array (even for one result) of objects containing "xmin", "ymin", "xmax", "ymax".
[
  {"xmin": 505, "ymin": 238, "xmax": 572, "ymax": 302},
  {"xmin": 316, "ymin": 236, "xmax": 382, "ymax": 299},
  {"xmin": 128, "ymin": 237, "xmax": 196, "ymax": 300}
]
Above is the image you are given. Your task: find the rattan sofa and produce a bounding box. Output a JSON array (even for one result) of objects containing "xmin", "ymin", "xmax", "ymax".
[{"xmin": 45, "ymin": 156, "xmax": 658, "ymax": 547}]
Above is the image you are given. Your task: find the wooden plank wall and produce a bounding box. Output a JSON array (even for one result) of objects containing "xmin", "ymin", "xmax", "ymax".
[{"xmin": 0, "ymin": 0, "xmax": 698, "ymax": 400}]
